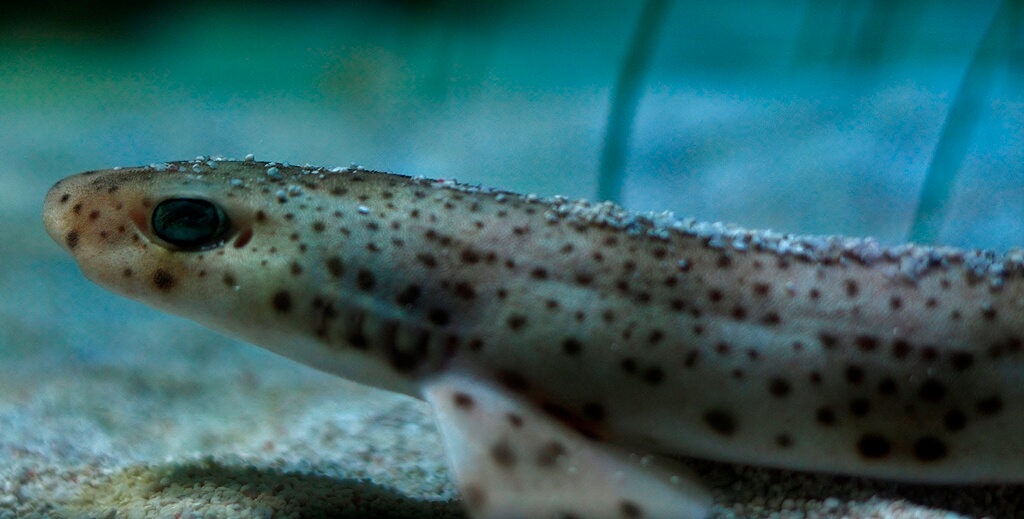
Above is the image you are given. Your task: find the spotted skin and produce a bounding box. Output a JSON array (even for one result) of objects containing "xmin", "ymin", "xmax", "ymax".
[{"xmin": 43, "ymin": 158, "xmax": 1024, "ymax": 517}]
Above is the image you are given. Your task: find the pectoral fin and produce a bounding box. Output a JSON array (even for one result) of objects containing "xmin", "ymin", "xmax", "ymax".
[{"xmin": 422, "ymin": 373, "xmax": 711, "ymax": 519}]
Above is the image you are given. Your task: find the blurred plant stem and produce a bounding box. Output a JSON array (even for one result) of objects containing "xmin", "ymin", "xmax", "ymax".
[
  {"xmin": 597, "ymin": 0, "xmax": 672, "ymax": 204},
  {"xmin": 909, "ymin": 0, "xmax": 1022, "ymax": 243}
]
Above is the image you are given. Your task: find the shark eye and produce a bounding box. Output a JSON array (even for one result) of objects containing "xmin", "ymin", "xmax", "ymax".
[{"xmin": 151, "ymin": 198, "xmax": 231, "ymax": 250}]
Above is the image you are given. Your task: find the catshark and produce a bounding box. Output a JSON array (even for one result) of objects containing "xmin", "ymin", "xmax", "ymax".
[{"xmin": 43, "ymin": 157, "xmax": 1024, "ymax": 518}]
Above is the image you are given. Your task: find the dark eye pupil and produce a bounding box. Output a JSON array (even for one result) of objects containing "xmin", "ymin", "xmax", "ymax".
[{"xmin": 152, "ymin": 198, "xmax": 230, "ymax": 250}]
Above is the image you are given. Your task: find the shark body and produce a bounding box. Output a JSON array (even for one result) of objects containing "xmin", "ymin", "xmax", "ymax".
[{"xmin": 43, "ymin": 157, "xmax": 1024, "ymax": 518}]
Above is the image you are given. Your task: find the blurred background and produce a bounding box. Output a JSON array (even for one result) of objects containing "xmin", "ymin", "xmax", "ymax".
[
  {"xmin": 1, "ymin": 1, "xmax": 1023, "ymax": 515},
  {"xmin": 4, "ymin": 0, "xmax": 1022, "ymax": 249}
]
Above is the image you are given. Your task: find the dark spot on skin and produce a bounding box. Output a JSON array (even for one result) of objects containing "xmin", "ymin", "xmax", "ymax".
[
  {"xmin": 858, "ymin": 433, "xmax": 892, "ymax": 459},
  {"xmin": 223, "ymin": 273, "xmax": 236, "ymax": 287},
  {"xmin": 643, "ymin": 367, "xmax": 664, "ymax": 385},
  {"xmin": 427, "ymin": 308, "xmax": 451, "ymax": 326},
  {"xmin": 845, "ymin": 365, "xmax": 865, "ymax": 384},
  {"xmin": 890, "ymin": 296, "xmax": 902, "ymax": 310},
  {"xmin": 981, "ymin": 304, "xmax": 997, "ymax": 320},
  {"xmin": 855, "ymin": 335, "xmax": 879, "ymax": 352},
  {"xmin": 582, "ymin": 402, "xmax": 605, "ymax": 422},
  {"xmin": 574, "ymin": 272, "xmax": 594, "ymax": 285},
  {"xmin": 254, "ymin": 210, "xmax": 267, "ymax": 222},
  {"xmin": 453, "ymin": 282, "xmax": 477, "ymax": 300},
  {"xmin": 619, "ymin": 500, "xmax": 643, "ymax": 518},
  {"xmin": 490, "ymin": 441, "xmax": 516, "ymax": 467},
  {"xmin": 1009, "ymin": 336, "xmax": 1023, "ymax": 352},
  {"xmin": 311, "ymin": 221, "xmax": 325, "ymax": 232},
  {"xmin": 877, "ymin": 378, "xmax": 898, "ymax": 396},
  {"xmin": 290, "ymin": 261, "xmax": 303, "ymax": 276},
  {"xmin": 921, "ymin": 346, "xmax": 939, "ymax": 362},
  {"xmin": 731, "ymin": 306, "xmax": 747, "ymax": 320},
  {"xmin": 59, "ymin": 193, "xmax": 70, "ymax": 203},
  {"xmin": 849, "ymin": 398, "xmax": 871, "ymax": 417},
  {"xmin": 809, "ymin": 371, "xmax": 822, "ymax": 385},
  {"xmin": 356, "ymin": 269, "xmax": 375, "ymax": 291},
  {"xmin": 808, "ymin": 287, "xmax": 821, "ymax": 300},
  {"xmin": 775, "ymin": 434, "xmax": 793, "ymax": 448},
  {"xmin": 761, "ymin": 312, "xmax": 781, "ymax": 325},
  {"xmin": 507, "ymin": 314, "xmax": 527, "ymax": 330},
  {"xmin": 715, "ymin": 342, "xmax": 731, "ymax": 356},
  {"xmin": 716, "ymin": 254, "xmax": 732, "ymax": 268},
  {"xmin": 620, "ymin": 358, "xmax": 637, "ymax": 373},
  {"xmin": 396, "ymin": 285, "xmax": 421, "ymax": 306},
  {"xmin": 769, "ymin": 378, "xmax": 791, "ymax": 398},
  {"xmin": 819, "ymin": 333, "xmax": 838, "ymax": 349},
  {"xmin": 271, "ymin": 291, "xmax": 292, "ymax": 313},
  {"xmin": 530, "ymin": 267, "xmax": 548, "ymax": 279},
  {"xmin": 816, "ymin": 407, "xmax": 837, "ymax": 426},
  {"xmin": 918, "ymin": 379, "xmax": 947, "ymax": 403},
  {"xmin": 683, "ymin": 351, "xmax": 699, "ymax": 368},
  {"xmin": 122, "ymin": 268, "xmax": 133, "ymax": 278},
  {"xmin": 88, "ymin": 209, "xmax": 100, "ymax": 220},
  {"xmin": 892, "ymin": 339, "xmax": 912, "ymax": 359},
  {"xmin": 703, "ymin": 409, "xmax": 737, "ymax": 436},
  {"xmin": 460, "ymin": 249, "xmax": 481, "ymax": 264},
  {"xmin": 453, "ymin": 392, "xmax": 474, "ymax": 410},
  {"xmin": 913, "ymin": 436, "xmax": 948, "ymax": 462},
  {"xmin": 976, "ymin": 396, "xmax": 1004, "ymax": 416},
  {"xmin": 562, "ymin": 338, "xmax": 583, "ymax": 356},
  {"xmin": 326, "ymin": 256, "xmax": 344, "ymax": 278},
  {"xmin": 648, "ymin": 330, "xmax": 664, "ymax": 344},
  {"xmin": 498, "ymin": 370, "xmax": 529, "ymax": 392},
  {"xmin": 153, "ymin": 269, "xmax": 176, "ymax": 292},
  {"xmin": 845, "ymin": 279, "xmax": 859, "ymax": 298},
  {"xmin": 753, "ymin": 282, "xmax": 771, "ymax": 297},
  {"xmin": 416, "ymin": 253, "xmax": 437, "ymax": 268},
  {"xmin": 944, "ymin": 409, "xmax": 967, "ymax": 431},
  {"xmin": 507, "ymin": 414, "xmax": 523, "ymax": 428},
  {"xmin": 65, "ymin": 230, "xmax": 80, "ymax": 250},
  {"xmin": 708, "ymin": 289, "xmax": 723, "ymax": 302},
  {"xmin": 950, "ymin": 352, "xmax": 974, "ymax": 371},
  {"xmin": 536, "ymin": 441, "xmax": 567, "ymax": 467}
]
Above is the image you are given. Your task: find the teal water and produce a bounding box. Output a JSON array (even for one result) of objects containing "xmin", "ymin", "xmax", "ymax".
[{"xmin": 1, "ymin": 2, "xmax": 1021, "ymax": 517}]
